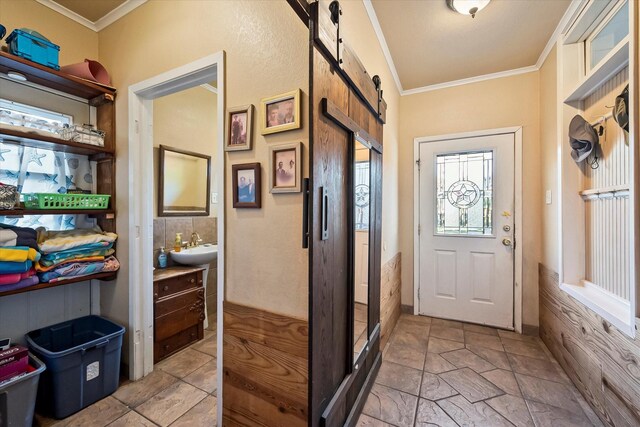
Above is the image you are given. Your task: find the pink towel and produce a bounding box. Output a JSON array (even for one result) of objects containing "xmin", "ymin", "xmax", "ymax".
[{"xmin": 0, "ymin": 268, "xmax": 36, "ymax": 286}]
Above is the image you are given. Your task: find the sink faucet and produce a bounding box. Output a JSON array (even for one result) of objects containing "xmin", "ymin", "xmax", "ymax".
[{"xmin": 189, "ymin": 232, "xmax": 203, "ymax": 248}]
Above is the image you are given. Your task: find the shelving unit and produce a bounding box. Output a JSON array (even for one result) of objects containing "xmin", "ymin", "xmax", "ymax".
[{"xmin": 0, "ymin": 51, "xmax": 118, "ymax": 298}]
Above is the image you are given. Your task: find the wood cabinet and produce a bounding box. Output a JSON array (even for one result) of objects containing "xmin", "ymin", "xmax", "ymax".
[{"xmin": 153, "ymin": 267, "xmax": 205, "ymax": 363}]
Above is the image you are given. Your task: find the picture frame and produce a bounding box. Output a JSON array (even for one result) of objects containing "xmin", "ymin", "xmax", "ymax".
[
  {"xmin": 261, "ymin": 89, "xmax": 301, "ymax": 135},
  {"xmin": 226, "ymin": 105, "xmax": 253, "ymax": 151},
  {"xmin": 232, "ymin": 163, "xmax": 261, "ymax": 208},
  {"xmin": 269, "ymin": 142, "xmax": 302, "ymax": 193}
]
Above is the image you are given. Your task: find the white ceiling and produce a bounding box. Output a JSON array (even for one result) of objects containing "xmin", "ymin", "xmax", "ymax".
[
  {"xmin": 36, "ymin": 0, "xmax": 146, "ymax": 31},
  {"xmin": 369, "ymin": 0, "xmax": 573, "ymax": 92}
]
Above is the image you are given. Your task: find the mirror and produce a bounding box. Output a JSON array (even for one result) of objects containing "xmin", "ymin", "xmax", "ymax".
[
  {"xmin": 158, "ymin": 145, "xmax": 211, "ymax": 216},
  {"xmin": 353, "ymin": 139, "xmax": 370, "ymax": 360}
]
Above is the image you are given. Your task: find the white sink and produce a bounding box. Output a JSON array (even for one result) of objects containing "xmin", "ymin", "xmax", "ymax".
[{"xmin": 170, "ymin": 244, "xmax": 218, "ymax": 265}]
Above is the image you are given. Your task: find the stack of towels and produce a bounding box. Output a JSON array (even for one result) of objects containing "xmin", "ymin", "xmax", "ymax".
[
  {"xmin": 0, "ymin": 224, "xmax": 40, "ymax": 292},
  {"xmin": 36, "ymin": 227, "xmax": 120, "ymax": 283}
]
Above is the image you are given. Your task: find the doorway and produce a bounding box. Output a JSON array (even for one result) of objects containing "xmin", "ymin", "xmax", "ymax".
[
  {"xmin": 127, "ymin": 53, "xmax": 225, "ymax": 423},
  {"xmin": 414, "ymin": 128, "xmax": 523, "ymax": 331}
]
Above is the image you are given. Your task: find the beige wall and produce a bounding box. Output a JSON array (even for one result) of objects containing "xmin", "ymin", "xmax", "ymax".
[
  {"xmin": 340, "ymin": 1, "xmax": 401, "ymax": 266},
  {"xmin": 153, "ymin": 86, "xmax": 217, "ymax": 218},
  {"xmin": 539, "ymin": 46, "xmax": 559, "ymax": 272},
  {"xmin": 97, "ymin": 0, "xmax": 310, "ymax": 349},
  {"xmin": 399, "ymin": 72, "xmax": 543, "ymax": 327},
  {"xmin": 0, "ymin": 0, "xmax": 98, "ymax": 66}
]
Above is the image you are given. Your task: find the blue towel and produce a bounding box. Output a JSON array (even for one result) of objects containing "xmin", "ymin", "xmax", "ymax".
[{"xmin": 0, "ymin": 260, "xmax": 33, "ymax": 274}]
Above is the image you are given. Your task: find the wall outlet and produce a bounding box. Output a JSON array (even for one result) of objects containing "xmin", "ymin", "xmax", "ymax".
[
  {"xmin": 545, "ymin": 190, "xmax": 552, "ymax": 205},
  {"xmin": 212, "ymin": 192, "xmax": 218, "ymax": 204}
]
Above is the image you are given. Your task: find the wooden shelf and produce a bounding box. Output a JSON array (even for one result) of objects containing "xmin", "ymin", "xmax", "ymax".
[
  {"xmin": 0, "ymin": 128, "xmax": 114, "ymax": 158},
  {"xmin": 0, "ymin": 51, "xmax": 116, "ymax": 101},
  {"xmin": 564, "ymin": 37, "xmax": 629, "ymax": 103},
  {"xmin": 0, "ymin": 208, "xmax": 115, "ymax": 216},
  {"xmin": 0, "ymin": 271, "xmax": 117, "ymax": 298}
]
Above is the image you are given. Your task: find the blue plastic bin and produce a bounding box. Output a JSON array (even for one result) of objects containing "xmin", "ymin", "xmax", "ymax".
[
  {"xmin": 0, "ymin": 354, "xmax": 46, "ymax": 427},
  {"xmin": 6, "ymin": 29, "xmax": 60, "ymax": 70},
  {"xmin": 25, "ymin": 315, "xmax": 125, "ymax": 419}
]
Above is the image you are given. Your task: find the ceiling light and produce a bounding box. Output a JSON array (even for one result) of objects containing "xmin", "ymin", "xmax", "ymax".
[
  {"xmin": 7, "ymin": 71, "xmax": 27, "ymax": 82},
  {"xmin": 447, "ymin": 0, "xmax": 490, "ymax": 18}
]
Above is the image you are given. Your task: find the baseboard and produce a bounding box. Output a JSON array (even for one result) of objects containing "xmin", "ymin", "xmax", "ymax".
[
  {"xmin": 522, "ymin": 324, "xmax": 539, "ymax": 337},
  {"xmin": 401, "ymin": 304, "xmax": 413, "ymax": 314}
]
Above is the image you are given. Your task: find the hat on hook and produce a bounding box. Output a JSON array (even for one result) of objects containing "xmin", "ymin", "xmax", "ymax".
[
  {"xmin": 613, "ymin": 84, "xmax": 629, "ymax": 133},
  {"xmin": 569, "ymin": 115, "xmax": 598, "ymax": 163}
]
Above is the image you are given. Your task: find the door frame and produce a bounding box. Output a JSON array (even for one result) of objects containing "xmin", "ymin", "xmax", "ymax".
[
  {"xmin": 413, "ymin": 127, "xmax": 523, "ymax": 333},
  {"xmin": 127, "ymin": 52, "xmax": 225, "ymax": 424}
]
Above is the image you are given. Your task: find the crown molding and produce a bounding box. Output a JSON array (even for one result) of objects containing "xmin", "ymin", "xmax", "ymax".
[
  {"xmin": 535, "ymin": 0, "xmax": 584, "ymax": 69},
  {"xmin": 35, "ymin": 0, "xmax": 147, "ymax": 32},
  {"xmin": 362, "ymin": 0, "xmax": 404, "ymax": 94},
  {"xmin": 402, "ymin": 65, "xmax": 538, "ymax": 96}
]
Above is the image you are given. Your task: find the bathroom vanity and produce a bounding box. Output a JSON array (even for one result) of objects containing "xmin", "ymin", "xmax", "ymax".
[{"xmin": 153, "ymin": 266, "xmax": 205, "ymax": 363}]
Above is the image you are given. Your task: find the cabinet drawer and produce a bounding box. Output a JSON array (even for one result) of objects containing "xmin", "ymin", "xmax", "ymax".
[
  {"xmin": 155, "ymin": 288, "xmax": 204, "ymax": 318},
  {"xmin": 155, "ymin": 303, "xmax": 204, "ymax": 342},
  {"xmin": 154, "ymin": 271, "xmax": 202, "ymax": 299},
  {"xmin": 154, "ymin": 324, "xmax": 203, "ymax": 363}
]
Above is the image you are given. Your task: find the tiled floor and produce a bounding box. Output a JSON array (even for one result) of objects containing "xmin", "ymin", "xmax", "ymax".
[
  {"xmin": 358, "ymin": 314, "xmax": 604, "ymax": 427},
  {"xmin": 35, "ymin": 328, "xmax": 218, "ymax": 427}
]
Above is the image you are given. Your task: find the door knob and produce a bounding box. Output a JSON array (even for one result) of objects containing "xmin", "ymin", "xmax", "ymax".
[{"xmin": 502, "ymin": 238, "xmax": 512, "ymax": 247}]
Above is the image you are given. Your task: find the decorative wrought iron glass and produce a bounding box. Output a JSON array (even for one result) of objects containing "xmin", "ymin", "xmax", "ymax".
[
  {"xmin": 435, "ymin": 150, "xmax": 493, "ymax": 235},
  {"xmin": 354, "ymin": 161, "xmax": 370, "ymax": 230}
]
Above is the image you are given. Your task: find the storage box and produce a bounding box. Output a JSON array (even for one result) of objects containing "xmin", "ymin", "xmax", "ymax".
[
  {"xmin": 0, "ymin": 346, "xmax": 29, "ymax": 382},
  {"xmin": 23, "ymin": 193, "xmax": 110, "ymax": 210},
  {"xmin": 0, "ymin": 354, "xmax": 46, "ymax": 427},
  {"xmin": 59, "ymin": 124, "xmax": 105, "ymax": 146},
  {"xmin": 0, "ymin": 183, "xmax": 19, "ymax": 210},
  {"xmin": 25, "ymin": 316, "xmax": 125, "ymax": 419},
  {"xmin": 6, "ymin": 29, "xmax": 60, "ymax": 70}
]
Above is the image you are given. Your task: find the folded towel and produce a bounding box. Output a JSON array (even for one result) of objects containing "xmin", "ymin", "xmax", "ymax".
[
  {"xmin": 0, "ymin": 247, "xmax": 40, "ymax": 263},
  {"xmin": 0, "ymin": 268, "xmax": 36, "ymax": 285},
  {"xmin": 37, "ymin": 227, "xmax": 117, "ymax": 254},
  {"xmin": 0, "ymin": 275, "xmax": 39, "ymax": 292},
  {"xmin": 38, "ymin": 247, "xmax": 114, "ymax": 268},
  {"xmin": 0, "ymin": 224, "xmax": 38, "ymax": 249},
  {"xmin": 36, "ymin": 256, "xmax": 105, "ymax": 273},
  {"xmin": 0, "ymin": 260, "xmax": 32, "ymax": 274},
  {"xmin": 39, "ymin": 260, "xmax": 105, "ymax": 283},
  {"xmin": 102, "ymin": 256, "xmax": 120, "ymax": 272}
]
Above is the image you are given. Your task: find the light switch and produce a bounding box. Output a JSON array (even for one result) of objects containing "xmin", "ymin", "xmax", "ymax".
[
  {"xmin": 212, "ymin": 192, "xmax": 218, "ymax": 204},
  {"xmin": 545, "ymin": 190, "xmax": 552, "ymax": 205}
]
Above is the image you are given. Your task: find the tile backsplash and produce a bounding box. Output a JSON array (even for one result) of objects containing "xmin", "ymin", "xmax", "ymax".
[{"xmin": 154, "ymin": 216, "xmax": 218, "ymax": 318}]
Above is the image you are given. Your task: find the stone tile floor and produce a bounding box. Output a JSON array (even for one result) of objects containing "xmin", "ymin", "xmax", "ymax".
[
  {"xmin": 35, "ymin": 328, "xmax": 217, "ymax": 427},
  {"xmin": 358, "ymin": 314, "xmax": 604, "ymax": 427}
]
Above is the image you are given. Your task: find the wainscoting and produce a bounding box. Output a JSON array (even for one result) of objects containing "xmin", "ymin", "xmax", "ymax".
[
  {"xmin": 539, "ymin": 264, "xmax": 640, "ymax": 426},
  {"xmin": 222, "ymin": 301, "xmax": 308, "ymax": 426},
  {"xmin": 380, "ymin": 253, "xmax": 401, "ymax": 349}
]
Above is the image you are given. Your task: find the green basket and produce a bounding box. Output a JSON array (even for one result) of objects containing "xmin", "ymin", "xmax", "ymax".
[{"xmin": 23, "ymin": 193, "xmax": 110, "ymax": 210}]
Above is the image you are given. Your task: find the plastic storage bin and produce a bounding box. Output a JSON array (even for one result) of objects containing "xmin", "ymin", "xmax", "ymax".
[
  {"xmin": 25, "ymin": 316, "xmax": 125, "ymax": 419},
  {"xmin": 23, "ymin": 193, "xmax": 110, "ymax": 210},
  {"xmin": 6, "ymin": 29, "xmax": 60, "ymax": 70},
  {"xmin": 0, "ymin": 354, "xmax": 46, "ymax": 427}
]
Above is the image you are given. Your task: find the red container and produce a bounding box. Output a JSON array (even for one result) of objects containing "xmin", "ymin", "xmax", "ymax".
[{"xmin": 0, "ymin": 346, "xmax": 29, "ymax": 382}]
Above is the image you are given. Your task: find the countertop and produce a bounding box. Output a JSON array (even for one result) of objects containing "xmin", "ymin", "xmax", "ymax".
[{"xmin": 153, "ymin": 266, "xmax": 205, "ymax": 281}]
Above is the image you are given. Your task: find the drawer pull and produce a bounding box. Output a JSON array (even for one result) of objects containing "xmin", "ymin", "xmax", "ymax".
[
  {"xmin": 198, "ymin": 280, "xmax": 203, "ymax": 284},
  {"xmin": 190, "ymin": 278, "xmax": 195, "ymax": 284},
  {"xmin": 163, "ymin": 285, "xmax": 169, "ymax": 291},
  {"xmin": 164, "ymin": 344, "xmax": 170, "ymax": 350}
]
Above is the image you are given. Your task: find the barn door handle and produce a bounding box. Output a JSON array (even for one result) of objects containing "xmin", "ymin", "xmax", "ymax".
[
  {"xmin": 302, "ymin": 178, "xmax": 310, "ymax": 248},
  {"xmin": 321, "ymin": 187, "xmax": 329, "ymax": 241}
]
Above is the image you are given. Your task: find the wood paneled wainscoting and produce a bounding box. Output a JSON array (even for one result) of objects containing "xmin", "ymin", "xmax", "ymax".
[
  {"xmin": 222, "ymin": 302, "xmax": 308, "ymax": 426},
  {"xmin": 380, "ymin": 253, "xmax": 401, "ymax": 349},
  {"xmin": 539, "ymin": 264, "xmax": 640, "ymax": 426}
]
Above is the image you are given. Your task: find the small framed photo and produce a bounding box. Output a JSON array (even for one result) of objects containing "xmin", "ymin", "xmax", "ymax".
[
  {"xmin": 226, "ymin": 105, "xmax": 253, "ymax": 151},
  {"xmin": 261, "ymin": 89, "xmax": 301, "ymax": 135},
  {"xmin": 269, "ymin": 142, "xmax": 302, "ymax": 193},
  {"xmin": 232, "ymin": 163, "xmax": 261, "ymax": 208}
]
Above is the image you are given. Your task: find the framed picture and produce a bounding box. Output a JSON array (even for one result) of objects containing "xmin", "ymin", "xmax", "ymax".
[
  {"xmin": 226, "ymin": 105, "xmax": 253, "ymax": 151},
  {"xmin": 232, "ymin": 163, "xmax": 261, "ymax": 208},
  {"xmin": 261, "ymin": 89, "xmax": 301, "ymax": 135},
  {"xmin": 269, "ymin": 142, "xmax": 302, "ymax": 193}
]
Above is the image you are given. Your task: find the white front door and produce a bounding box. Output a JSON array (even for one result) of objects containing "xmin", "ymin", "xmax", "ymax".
[
  {"xmin": 418, "ymin": 133, "xmax": 515, "ymax": 329},
  {"xmin": 354, "ymin": 231, "xmax": 369, "ymax": 304}
]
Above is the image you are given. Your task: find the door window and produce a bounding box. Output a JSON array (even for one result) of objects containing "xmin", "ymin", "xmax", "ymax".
[{"xmin": 435, "ymin": 150, "xmax": 493, "ymax": 236}]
